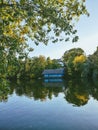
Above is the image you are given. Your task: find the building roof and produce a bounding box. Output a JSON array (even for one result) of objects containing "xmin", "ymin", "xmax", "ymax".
[{"xmin": 42, "ymin": 68, "xmax": 64, "ymax": 75}]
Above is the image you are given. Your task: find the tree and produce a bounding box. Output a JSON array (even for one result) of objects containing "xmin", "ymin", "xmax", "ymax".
[
  {"xmin": 45, "ymin": 57, "xmax": 62, "ymax": 69},
  {"xmin": 0, "ymin": 0, "xmax": 88, "ymax": 79},
  {"xmin": 73, "ymin": 54, "xmax": 86, "ymax": 74},
  {"xmin": 62, "ymin": 48, "xmax": 85, "ymax": 76},
  {"xmin": 0, "ymin": 0, "xmax": 88, "ymax": 44},
  {"xmin": 29, "ymin": 55, "xmax": 46, "ymax": 78}
]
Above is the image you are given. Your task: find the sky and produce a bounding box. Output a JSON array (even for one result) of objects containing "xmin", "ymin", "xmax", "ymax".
[{"xmin": 29, "ymin": 0, "xmax": 98, "ymax": 59}]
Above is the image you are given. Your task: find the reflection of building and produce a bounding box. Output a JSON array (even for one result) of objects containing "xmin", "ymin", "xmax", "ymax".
[
  {"xmin": 43, "ymin": 81, "xmax": 65, "ymax": 88},
  {"xmin": 42, "ymin": 68, "xmax": 65, "ymax": 78},
  {"xmin": 44, "ymin": 78, "xmax": 63, "ymax": 82},
  {"xmin": 43, "ymin": 78, "xmax": 66, "ymax": 90}
]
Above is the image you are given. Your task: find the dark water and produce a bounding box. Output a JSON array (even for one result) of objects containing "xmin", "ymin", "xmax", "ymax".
[{"xmin": 0, "ymin": 79, "xmax": 98, "ymax": 130}]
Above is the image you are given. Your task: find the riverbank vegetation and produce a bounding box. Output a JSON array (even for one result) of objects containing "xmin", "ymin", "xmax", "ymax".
[
  {"xmin": 1, "ymin": 47, "xmax": 97, "ymax": 81},
  {"xmin": 7, "ymin": 56, "xmax": 62, "ymax": 79}
]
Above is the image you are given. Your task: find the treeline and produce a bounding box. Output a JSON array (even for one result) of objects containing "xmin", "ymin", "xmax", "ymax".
[
  {"xmin": 7, "ymin": 56, "xmax": 62, "ymax": 79},
  {"xmin": 0, "ymin": 46, "xmax": 98, "ymax": 80}
]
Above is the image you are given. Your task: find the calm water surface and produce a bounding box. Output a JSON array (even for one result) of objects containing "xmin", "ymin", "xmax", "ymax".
[{"xmin": 0, "ymin": 79, "xmax": 98, "ymax": 130}]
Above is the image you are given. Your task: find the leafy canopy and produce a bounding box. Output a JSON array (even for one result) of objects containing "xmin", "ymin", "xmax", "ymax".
[
  {"xmin": 0, "ymin": 0, "xmax": 88, "ymax": 78},
  {"xmin": 0, "ymin": 0, "xmax": 88, "ymax": 45},
  {"xmin": 62, "ymin": 48, "xmax": 85, "ymax": 76}
]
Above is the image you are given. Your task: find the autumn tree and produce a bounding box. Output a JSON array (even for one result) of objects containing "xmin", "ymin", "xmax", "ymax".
[
  {"xmin": 62, "ymin": 48, "xmax": 85, "ymax": 76},
  {"xmin": 73, "ymin": 54, "xmax": 86, "ymax": 73}
]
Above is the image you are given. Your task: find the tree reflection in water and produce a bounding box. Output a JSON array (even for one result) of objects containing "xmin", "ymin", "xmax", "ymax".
[
  {"xmin": 64, "ymin": 79, "xmax": 90, "ymax": 106},
  {"xmin": 13, "ymin": 79, "xmax": 64, "ymax": 101},
  {"xmin": 0, "ymin": 78, "xmax": 98, "ymax": 106},
  {"xmin": 0, "ymin": 79, "xmax": 13, "ymax": 102}
]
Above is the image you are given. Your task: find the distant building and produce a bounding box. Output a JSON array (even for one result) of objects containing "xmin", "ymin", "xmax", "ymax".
[{"xmin": 42, "ymin": 68, "xmax": 65, "ymax": 78}]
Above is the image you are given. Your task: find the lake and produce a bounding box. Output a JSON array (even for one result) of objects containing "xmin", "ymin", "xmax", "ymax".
[{"xmin": 0, "ymin": 79, "xmax": 98, "ymax": 130}]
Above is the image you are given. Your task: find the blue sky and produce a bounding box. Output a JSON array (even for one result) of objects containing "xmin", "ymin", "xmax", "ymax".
[{"xmin": 29, "ymin": 0, "xmax": 98, "ymax": 59}]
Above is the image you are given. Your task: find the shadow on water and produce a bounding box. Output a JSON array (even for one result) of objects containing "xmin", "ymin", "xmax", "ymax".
[{"xmin": 0, "ymin": 78, "xmax": 98, "ymax": 106}]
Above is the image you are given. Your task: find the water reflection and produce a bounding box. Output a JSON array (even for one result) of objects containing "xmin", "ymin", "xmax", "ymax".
[
  {"xmin": 14, "ymin": 79, "xmax": 65, "ymax": 101},
  {"xmin": 0, "ymin": 78, "xmax": 98, "ymax": 106},
  {"xmin": 44, "ymin": 78, "xmax": 63, "ymax": 83},
  {"xmin": 0, "ymin": 79, "xmax": 13, "ymax": 102},
  {"xmin": 64, "ymin": 79, "xmax": 90, "ymax": 106}
]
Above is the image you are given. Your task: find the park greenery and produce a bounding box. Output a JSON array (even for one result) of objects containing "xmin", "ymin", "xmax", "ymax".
[
  {"xmin": 7, "ymin": 55, "xmax": 62, "ymax": 79},
  {"xmin": 0, "ymin": 0, "xmax": 88, "ymax": 79},
  {"xmin": 4, "ymin": 46, "xmax": 98, "ymax": 81}
]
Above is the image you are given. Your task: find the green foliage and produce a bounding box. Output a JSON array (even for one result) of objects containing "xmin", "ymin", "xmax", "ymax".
[
  {"xmin": 80, "ymin": 58, "xmax": 93, "ymax": 78},
  {"xmin": 8, "ymin": 55, "xmax": 62, "ymax": 79},
  {"xmin": 0, "ymin": 0, "xmax": 88, "ymax": 79},
  {"xmin": 0, "ymin": 0, "xmax": 88, "ymax": 44},
  {"xmin": 62, "ymin": 48, "xmax": 85, "ymax": 76},
  {"xmin": 62, "ymin": 46, "xmax": 98, "ymax": 80},
  {"xmin": 45, "ymin": 57, "xmax": 62, "ymax": 69},
  {"xmin": 30, "ymin": 56, "xmax": 46, "ymax": 78},
  {"xmin": 88, "ymin": 47, "xmax": 98, "ymax": 80}
]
